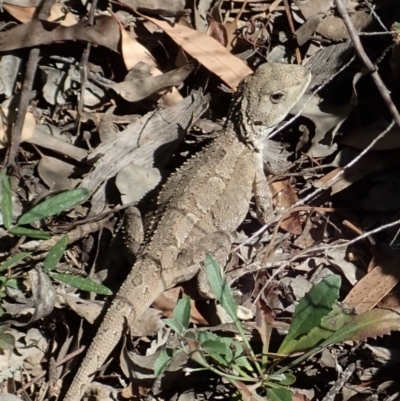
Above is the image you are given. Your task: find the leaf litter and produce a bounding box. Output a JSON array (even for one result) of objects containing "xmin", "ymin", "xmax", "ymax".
[{"xmin": 0, "ymin": 0, "xmax": 400, "ymax": 400}]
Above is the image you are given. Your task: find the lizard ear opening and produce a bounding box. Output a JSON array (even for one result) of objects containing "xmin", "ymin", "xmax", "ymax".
[{"xmin": 270, "ymin": 90, "xmax": 286, "ymax": 104}]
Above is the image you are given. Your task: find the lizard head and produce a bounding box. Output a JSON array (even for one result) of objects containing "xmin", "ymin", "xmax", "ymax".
[{"xmin": 234, "ymin": 62, "xmax": 311, "ymax": 148}]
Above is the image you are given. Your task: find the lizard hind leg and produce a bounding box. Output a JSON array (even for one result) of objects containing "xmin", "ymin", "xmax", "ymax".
[{"xmin": 175, "ymin": 231, "xmax": 234, "ymax": 299}]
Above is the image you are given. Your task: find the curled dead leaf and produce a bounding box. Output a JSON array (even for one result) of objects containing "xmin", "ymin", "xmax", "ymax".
[{"xmin": 137, "ymin": 12, "xmax": 252, "ymax": 90}]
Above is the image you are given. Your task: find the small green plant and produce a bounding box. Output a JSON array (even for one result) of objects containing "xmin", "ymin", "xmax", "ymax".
[
  {"xmin": 155, "ymin": 255, "xmax": 400, "ymax": 401},
  {"xmin": 0, "ymin": 172, "xmax": 112, "ymax": 317}
]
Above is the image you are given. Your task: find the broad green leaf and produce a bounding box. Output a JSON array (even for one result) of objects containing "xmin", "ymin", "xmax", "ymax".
[
  {"xmin": 0, "ymin": 252, "xmax": 32, "ymax": 272},
  {"xmin": 281, "ymin": 304, "xmax": 355, "ymax": 353},
  {"xmin": 276, "ymin": 309, "xmax": 400, "ymax": 377},
  {"xmin": 8, "ymin": 226, "xmax": 52, "ymax": 239},
  {"xmin": 0, "ymin": 325, "xmax": 15, "ymax": 350},
  {"xmin": 204, "ymin": 254, "xmax": 238, "ymax": 323},
  {"xmin": 201, "ymin": 339, "xmax": 233, "ymax": 362},
  {"xmin": 232, "ymin": 340, "xmax": 244, "ymax": 358},
  {"xmin": 320, "ymin": 303, "xmax": 355, "ymax": 331},
  {"xmin": 269, "ymin": 373, "xmax": 296, "ymax": 386},
  {"xmin": 208, "ymin": 351, "xmax": 230, "ymax": 367},
  {"xmin": 18, "ymin": 188, "xmax": 89, "ymax": 225},
  {"xmin": 154, "ymin": 348, "xmax": 174, "ymax": 377},
  {"xmin": 278, "ymin": 275, "xmax": 341, "ymax": 355},
  {"xmin": 43, "ymin": 235, "xmax": 68, "ymax": 273},
  {"xmin": 51, "ymin": 273, "xmax": 112, "ymax": 295},
  {"xmin": 172, "ymin": 297, "xmax": 191, "ymax": 332},
  {"xmin": 183, "ymin": 330, "xmax": 197, "ymax": 341},
  {"xmin": 164, "ymin": 318, "xmax": 184, "ymax": 335},
  {"xmin": 1, "ymin": 172, "xmax": 12, "ymax": 229},
  {"xmin": 4, "ymin": 278, "xmax": 20, "ymax": 289},
  {"xmin": 234, "ymin": 355, "xmax": 254, "ymax": 372},
  {"xmin": 200, "ymin": 336, "xmax": 234, "ymax": 366},
  {"xmin": 266, "ymin": 387, "xmax": 292, "ymax": 401},
  {"xmin": 197, "ymin": 330, "xmax": 221, "ymax": 343}
]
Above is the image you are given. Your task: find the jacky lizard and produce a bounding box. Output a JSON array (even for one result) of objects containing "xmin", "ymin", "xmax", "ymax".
[{"xmin": 63, "ymin": 62, "xmax": 311, "ymax": 400}]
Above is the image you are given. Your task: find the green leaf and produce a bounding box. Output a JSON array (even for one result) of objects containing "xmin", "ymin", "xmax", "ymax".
[
  {"xmin": 164, "ymin": 318, "xmax": 185, "ymax": 335},
  {"xmin": 204, "ymin": 254, "xmax": 238, "ymax": 323},
  {"xmin": 232, "ymin": 340, "xmax": 244, "ymax": 358},
  {"xmin": 197, "ymin": 330, "xmax": 221, "ymax": 343},
  {"xmin": 0, "ymin": 252, "xmax": 32, "ymax": 272},
  {"xmin": 0, "ymin": 325, "xmax": 15, "ymax": 350},
  {"xmin": 320, "ymin": 303, "xmax": 355, "ymax": 331},
  {"xmin": 4, "ymin": 278, "xmax": 20, "ymax": 289},
  {"xmin": 8, "ymin": 226, "xmax": 52, "ymax": 239},
  {"xmin": 18, "ymin": 188, "xmax": 89, "ymax": 225},
  {"xmin": 234, "ymin": 355, "xmax": 254, "ymax": 372},
  {"xmin": 51, "ymin": 273, "xmax": 112, "ymax": 295},
  {"xmin": 172, "ymin": 297, "xmax": 191, "ymax": 332},
  {"xmin": 198, "ymin": 335, "xmax": 234, "ymax": 366},
  {"xmin": 183, "ymin": 330, "xmax": 197, "ymax": 341},
  {"xmin": 1, "ymin": 172, "xmax": 12, "ymax": 229},
  {"xmin": 154, "ymin": 348, "xmax": 174, "ymax": 377},
  {"xmin": 266, "ymin": 387, "xmax": 292, "ymax": 401},
  {"xmin": 278, "ymin": 275, "xmax": 341, "ymax": 355},
  {"xmin": 43, "ymin": 235, "xmax": 68, "ymax": 273},
  {"xmin": 269, "ymin": 373, "xmax": 296, "ymax": 386},
  {"xmin": 201, "ymin": 339, "xmax": 233, "ymax": 362},
  {"xmin": 281, "ymin": 304, "xmax": 355, "ymax": 353}
]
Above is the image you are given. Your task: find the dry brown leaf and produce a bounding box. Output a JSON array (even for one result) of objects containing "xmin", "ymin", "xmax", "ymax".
[
  {"xmin": 344, "ymin": 253, "xmax": 400, "ymax": 314},
  {"xmin": 339, "ymin": 123, "xmax": 400, "ymax": 151},
  {"xmin": 119, "ymin": 25, "xmax": 158, "ymax": 72},
  {"xmin": 37, "ymin": 154, "xmax": 81, "ymax": 191},
  {"xmin": 293, "ymin": 0, "xmax": 333, "ymax": 19},
  {"xmin": 3, "ymin": 4, "xmax": 36, "ymax": 22},
  {"xmin": 0, "ymin": 107, "xmax": 36, "ymax": 148},
  {"xmin": 118, "ymin": 0, "xmax": 185, "ymax": 16},
  {"xmin": 317, "ymin": 12, "xmax": 371, "ymax": 42},
  {"xmin": 152, "ymin": 287, "xmax": 208, "ymax": 325},
  {"xmin": 271, "ymin": 179, "xmax": 302, "ymax": 234},
  {"xmin": 3, "ymin": 2, "xmax": 77, "ymax": 25},
  {"xmin": 207, "ymin": 18, "xmax": 228, "ymax": 47},
  {"xmin": 0, "ymin": 16, "xmax": 121, "ymax": 52},
  {"xmin": 48, "ymin": 2, "xmax": 78, "ymax": 26},
  {"xmin": 138, "ymin": 13, "xmax": 253, "ymax": 90},
  {"xmin": 316, "ymin": 149, "xmax": 400, "ymax": 195},
  {"xmin": 119, "ymin": 24, "xmax": 184, "ymax": 105},
  {"xmin": 109, "ymin": 63, "xmax": 193, "ymax": 102}
]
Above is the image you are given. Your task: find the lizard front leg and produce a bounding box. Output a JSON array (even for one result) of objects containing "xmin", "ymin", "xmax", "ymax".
[{"xmin": 252, "ymin": 151, "xmax": 274, "ymax": 224}]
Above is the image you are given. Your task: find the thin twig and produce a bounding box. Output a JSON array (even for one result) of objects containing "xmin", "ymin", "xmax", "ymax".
[
  {"xmin": 16, "ymin": 346, "xmax": 86, "ymax": 394},
  {"xmin": 76, "ymin": 0, "xmax": 99, "ymax": 133},
  {"xmin": 335, "ymin": 0, "xmax": 400, "ymax": 129},
  {"xmin": 282, "ymin": 0, "xmax": 301, "ymax": 63},
  {"xmin": 321, "ymin": 363, "xmax": 355, "ymax": 401},
  {"xmin": 4, "ymin": 0, "xmax": 55, "ymax": 167}
]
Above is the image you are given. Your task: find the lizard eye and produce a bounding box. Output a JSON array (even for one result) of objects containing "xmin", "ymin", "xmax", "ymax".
[{"xmin": 270, "ymin": 90, "xmax": 285, "ymax": 104}]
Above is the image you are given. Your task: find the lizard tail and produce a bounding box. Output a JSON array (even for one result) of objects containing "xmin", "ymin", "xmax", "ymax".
[
  {"xmin": 63, "ymin": 296, "xmax": 130, "ymax": 401},
  {"xmin": 63, "ymin": 262, "xmax": 166, "ymax": 401}
]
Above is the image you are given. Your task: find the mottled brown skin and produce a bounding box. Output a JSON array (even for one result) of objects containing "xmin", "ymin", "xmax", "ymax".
[{"xmin": 63, "ymin": 63, "xmax": 311, "ymax": 401}]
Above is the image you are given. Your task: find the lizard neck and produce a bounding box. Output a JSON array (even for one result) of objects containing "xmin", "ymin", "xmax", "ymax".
[{"xmin": 225, "ymin": 90, "xmax": 272, "ymax": 153}]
